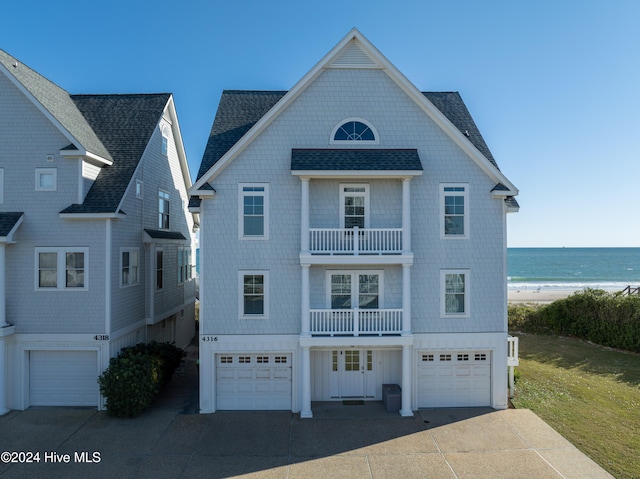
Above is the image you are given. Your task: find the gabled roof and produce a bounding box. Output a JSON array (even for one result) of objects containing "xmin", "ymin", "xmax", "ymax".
[
  {"xmin": 195, "ymin": 90, "xmax": 287, "ymax": 183},
  {"xmin": 61, "ymin": 94, "xmax": 171, "ymax": 214},
  {"xmin": 192, "ymin": 28, "xmax": 517, "ymax": 198},
  {"xmin": 0, "ymin": 50, "xmax": 111, "ymax": 162}
]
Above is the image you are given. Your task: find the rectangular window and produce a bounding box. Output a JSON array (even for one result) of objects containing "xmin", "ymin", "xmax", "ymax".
[
  {"xmin": 136, "ymin": 179, "xmax": 144, "ymax": 199},
  {"xmin": 161, "ymin": 135, "xmax": 168, "ymax": 156},
  {"xmin": 239, "ymin": 183, "xmax": 269, "ymax": 239},
  {"xmin": 121, "ymin": 248, "xmax": 139, "ymax": 287},
  {"xmin": 340, "ymin": 184, "xmax": 369, "ymax": 229},
  {"xmin": 35, "ymin": 168, "xmax": 57, "ymax": 191},
  {"xmin": 239, "ymin": 271, "xmax": 269, "ymax": 318},
  {"xmin": 441, "ymin": 270, "xmax": 470, "ymax": 317},
  {"xmin": 156, "ymin": 250, "xmax": 164, "ymax": 290},
  {"xmin": 178, "ymin": 247, "xmax": 192, "ymax": 284},
  {"xmin": 441, "ymin": 184, "xmax": 469, "ymax": 238},
  {"xmin": 158, "ymin": 190, "xmax": 170, "ymax": 229},
  {"xmin": 328, "ymin": 271, "xmax": 383, "ymax": 310},
  {"xmin": 35, "ymin": 248, "xmax": 88, "ymax": 291}
]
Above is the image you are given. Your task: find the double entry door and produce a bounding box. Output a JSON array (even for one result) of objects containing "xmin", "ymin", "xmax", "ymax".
[{"xmin": 330, "ymin": 349, "xmax": 375, "ymax": 398}]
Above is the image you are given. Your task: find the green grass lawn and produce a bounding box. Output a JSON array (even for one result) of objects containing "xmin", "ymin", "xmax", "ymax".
[{"xmin": 511, "ymin": 333, "xmax": 640, "ymax": 479}]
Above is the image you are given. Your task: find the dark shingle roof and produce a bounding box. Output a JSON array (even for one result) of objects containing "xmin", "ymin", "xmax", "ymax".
[
  {"xmin": 0, "ymin": 212, "xmax": 23, "ymax": 236},
  {"xmin": 196, "ymin": 90, "xmax": 501, "ymax": 183},
  {"xmin": 144, "ymin": 229, "xmax": 186, "ymax": 240},
  {"xmin": 422, "ymin": 92, "xmax": 498, "ymax": 170},
  {"xmin": 0, "ymin": 50, "xmax": 111, "ymax": 161},
  {"xmin": 291, "ymin": 149, "xmax": 422, "ymax": 171},
  {"xmin": 196, "ymin": 90, "xmax": 287, "ymax": 182},
  {"xmin": 60, "ymin": 94, "xmax": 170, "ymax": 214}
]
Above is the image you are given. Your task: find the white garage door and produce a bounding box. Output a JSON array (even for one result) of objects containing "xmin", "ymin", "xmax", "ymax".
[
  {"xmin": 418, "ymin": 351, "xmax": 491, "ymax": 408},
  {"xmin": 216, "ymin": 353, "xmax": 292, "ymax": 410},
  {"xmin": 30, "ymin": 350, "xmax": 99, "ymax": 407}
]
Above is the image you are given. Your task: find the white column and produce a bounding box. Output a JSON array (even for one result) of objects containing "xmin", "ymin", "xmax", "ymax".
[
  {"xmin": 400, "ymin": 344, "xmax": 413, "ymax": 417},
  {"xmin": 401, "ymin": 178, "xmax": 411, "ymax": 253},
  {"xmin": 300, "ymin": 346, "xmax": 313, "ymax": 418},
  {"xmin": 402, "ymin": 264, "xmax": 411, "ymax": 335},
  {"xmin": 0, "ymin": 244, "xmax": 6, "ymax": 327},
  {"xmin": 301, "ymin": 264, "xmax": 310, "ymax": 337},
  {"xmin": 301, "ymin": 178, "xmax": 310, "ymax": 254},
  {"xmin": 0, "ymin": 330, "xmax": 12, "ymax": 415}
]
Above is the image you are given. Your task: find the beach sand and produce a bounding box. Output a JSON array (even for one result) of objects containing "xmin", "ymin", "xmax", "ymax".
[{"xmin": 508, "ymin": 289, "xmax": 576, "ymax": 304}]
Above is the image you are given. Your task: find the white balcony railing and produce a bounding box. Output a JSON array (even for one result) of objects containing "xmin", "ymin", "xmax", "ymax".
[
  {"xmin": 308, "ymin": 227, "xmax": 403, "ymax": 255},
  {"xmin": 309, "ymin": 308, "xmax": 403, "ymax": 336}
]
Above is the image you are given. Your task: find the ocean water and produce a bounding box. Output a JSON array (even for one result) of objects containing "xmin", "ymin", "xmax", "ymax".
[{"xmin": 507, "ymin": 247, "xmax": 640, "ymax": 292}]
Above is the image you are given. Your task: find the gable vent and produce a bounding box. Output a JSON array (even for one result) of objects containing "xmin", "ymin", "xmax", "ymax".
[{"xmin": 330, "ymin": 40, "xmax": 379, "ymax": 68}]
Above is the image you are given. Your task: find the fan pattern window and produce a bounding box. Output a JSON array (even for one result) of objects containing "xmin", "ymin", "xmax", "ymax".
[{"xmin": 333, "ymin": 120, "xmax": 376, "ymax": 142}]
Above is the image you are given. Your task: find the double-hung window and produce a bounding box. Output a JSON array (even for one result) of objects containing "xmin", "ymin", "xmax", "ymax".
[
  {"xmin": 239, "ymin": 271, "xmax": 269, "ymax": 319},
  {"xmin": 156, "ymin": 249, "xmax": 164, "ymax": 290},
  {"xmin": 239, "ymin": 183, "xmax": 269, "ymax": 239},
  {"xmin": 328, "ymin": 271, "xmax": 382, "ymax": 309},
  {"xmin": 340, "ymin": 184, "xmax": 369, "ymax": 229},
  {"xmin": 121, "ymin": 248, "xmax": 139, "ymax": 287},
  {"xmin": 441, "ymin": 184, "xmax": 469, "ymax": 238},
  {"xmin": 158, "ymin": 190, "xmax": 170, "ymax": 229},
  {"xmin": 441, "ymin": 270, "xmax": 469, "ymax": 317},
  {"xmin": 35, "ymin": 247, "xmax": 88, "ymax": 291},
  {"xmin": 178, "ymin": 247, "xmax": 192, "ymax": 284}
]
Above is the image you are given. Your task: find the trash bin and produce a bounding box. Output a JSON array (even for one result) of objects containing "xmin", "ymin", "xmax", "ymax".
[{"xmin": 382, "ymin": 383, "xmax": 401, "ymax": 412}]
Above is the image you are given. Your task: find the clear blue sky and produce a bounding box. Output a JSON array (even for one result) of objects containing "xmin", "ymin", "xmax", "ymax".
[{"xmin": 3, "ymin": 0, "xmax": 639, "ymax": 247}]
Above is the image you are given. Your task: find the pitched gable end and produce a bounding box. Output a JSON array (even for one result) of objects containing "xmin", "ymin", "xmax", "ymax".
[{"xmin": 329, "ymin": 39, "xmax": 379, "ymax": 68}]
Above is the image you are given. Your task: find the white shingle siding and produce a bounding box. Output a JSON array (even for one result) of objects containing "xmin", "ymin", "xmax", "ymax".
[{"xmin": 201, "ymin": 67, "xmax": 507, "ymax": 337}]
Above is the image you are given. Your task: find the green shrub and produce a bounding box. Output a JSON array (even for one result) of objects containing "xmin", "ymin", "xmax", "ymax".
[
  {"xmin": 509, "ymin": 289, "xmax": 640, "ymax": 353},
  {"xmin": 98, "ymin": 351, "xmax": 162, "ymax": 417},
  {"xmin": 98, "ymin": 342, "xmax": 186, "ymax": 417}
]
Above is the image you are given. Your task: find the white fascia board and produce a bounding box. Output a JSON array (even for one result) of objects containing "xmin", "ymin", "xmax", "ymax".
[
  {"xmin": 300, "ymin": 335, "xmax": 414, "ymax": 348},
  {"xmin": 165, "ymin": 96, "xmax": 194, "ymax": 189},
  {"xmin": 292, "ymin": 170, "xmax": 423, "ymax": 179},
  {"xmin": 300, "ymin": 252, "xmax": 414, "ymax": 266},
  {"xmin": 0, "ymin": 63, "xmax": 99, "ymax": 164},
  {"xmin": 190, "ymin": 188, "xmax": 216, "ymax": 198},
  {"xmin": 59, "ymin": 212, "xmax": 125, "ymax": 220}
]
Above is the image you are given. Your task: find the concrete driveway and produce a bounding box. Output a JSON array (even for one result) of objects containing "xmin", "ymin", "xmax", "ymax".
[{"xmin": 0, "ymin": 352, "xmax": 613, "ymax": 479}]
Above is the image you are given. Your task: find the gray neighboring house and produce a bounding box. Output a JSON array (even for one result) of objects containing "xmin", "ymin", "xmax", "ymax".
[
  {"xmin": 191, "ymin": 29, "xmax": 519, "ymax": 417},
  {"xmin": 0, "ymin": 50, "xmax": 198, "ymax": 413}
]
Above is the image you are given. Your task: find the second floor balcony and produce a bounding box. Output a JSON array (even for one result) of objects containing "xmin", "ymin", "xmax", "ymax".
[
  {"xmin": 309, "ymin": 227, "xmax": 403, "ymax": 255},
  {"xmin": 309, "ymin": 308, "xmax": 403, "ymax": 336}
]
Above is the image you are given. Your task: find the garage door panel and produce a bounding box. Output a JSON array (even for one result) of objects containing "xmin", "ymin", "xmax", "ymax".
[
  {"xmin": 418, "ymin": 351, "xmax": 491, "ymax": 408},
  {"xmin": 30, "ymin": 351, "xmax": 99, "ymax": 407},
  {"xmin": 216, "ymin": 354, "xmax": 292, "ymax": 410}
]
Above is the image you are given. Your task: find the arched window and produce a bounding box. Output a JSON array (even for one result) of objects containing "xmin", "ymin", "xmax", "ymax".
[{"xmin": 331, "ymin": 118, "xmax": 378, "ymax": 143}]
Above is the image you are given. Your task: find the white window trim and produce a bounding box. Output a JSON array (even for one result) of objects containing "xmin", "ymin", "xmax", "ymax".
[
  {"xmin": 325, "ymin": 270, "xmax": 384, "ymax": 309},
  {"xmin": 440, "ymin": 183, "xmax": 469, "ymax": 239},
  {"xmin": 339, "ymin": 183, "xmax": 370, "ymax": 229},
  {"xmin": 178, "ymin": 246, "xmax": 192, "ymax": 285},
  {"xmin": 35, "ymin": 168, "xmax": 57, "ymax": 191},
  {"xmin": 330, "ymin": 117, "xmax": 379, "ymax": 144},
  {"xmin": 238, "ymin": 270, "xmax": 269, "ymax": 319},
  {"xmin": 161, "ymin": 125, "xmax": 170, "ymax": 156},
  {"xmin": 440, "ymin": 269, "xmax": 470, "ymax": 318},
  {"xmin": 155, "ymin": 248, "xmax": 164, "ymax": 291},
  {"xmin": 136, "ymin": 179, "xmax": 144, "ymax": 199},
  {"xmin": 120, "ymin": 247, "xmax": 140, "ymax": 288},
  {"xmin": 158, "ymin": 189, "xmax": 170, "ymax": 230},
  {"xmin": 34, "ymin": 247, "xmax": 89, "ymax": 291},
  {"xmin": 238, "ymin": 183, "xmax": 269, "ymax": 240}
]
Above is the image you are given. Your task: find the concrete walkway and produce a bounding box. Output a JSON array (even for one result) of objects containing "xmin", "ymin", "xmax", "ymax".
[{"xmin": 0, "ymin": 349, "xmax": 613, "ymax": 478}]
